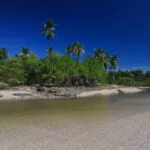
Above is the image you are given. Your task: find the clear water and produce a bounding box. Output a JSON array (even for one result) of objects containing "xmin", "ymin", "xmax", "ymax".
[{"xmin": 0, "ymin": 89, "xmax": 150, "ymax": 129}]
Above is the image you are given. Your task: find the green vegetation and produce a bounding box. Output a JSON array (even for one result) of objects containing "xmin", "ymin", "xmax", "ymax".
[
  {"xmin": 0, "ymin": 19, "xmax": 149, "ymax": 87},
  {"xmin": 115, "ymin": 70, "xmax": 150, "ymax": 86}
]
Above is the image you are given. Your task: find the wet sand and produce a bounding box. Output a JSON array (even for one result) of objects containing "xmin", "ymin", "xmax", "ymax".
[{"xmin": 0, "ymin": 89, "xmax": 150, "ymax": 149}]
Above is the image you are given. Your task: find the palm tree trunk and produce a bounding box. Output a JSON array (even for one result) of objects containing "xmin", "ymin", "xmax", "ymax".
[
  {"xmin": 112, "ymin": 68, "xmax": 115, "ymax": 81},
  {"xmin": 76, "ymin": 57, "xmax": 79, "ymax": 66},
  {"xmin": 48, "ymin": 41, "xmax": 52, "ymax": 73}
]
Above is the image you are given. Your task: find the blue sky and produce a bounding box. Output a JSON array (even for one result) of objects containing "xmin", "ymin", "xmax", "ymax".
[{"xmin": 0, "ymin": 0, "xmax": 150, "ymax": 70}]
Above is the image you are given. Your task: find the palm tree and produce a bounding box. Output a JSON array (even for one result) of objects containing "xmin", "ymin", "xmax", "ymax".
[
  {"xmin": 104, "ymin": 52, "xmax": 110, "ymax": 72},
  {"xmin": 110, "ymin": 55, "xmax": 118, "ymax": 71},
  {"xmin": 94, "ymin": 48, "xmax": 111, "ymax": 71},
  {"xmin": 110, "ymin": 55, "xmax": 119, "ymax": 80},
  {"xmin": 21, "ymin": 47, "xmax": 30, "ymax": 56},
  {"xmin": 94, "ymin": 48, "xmax": 104, "ymax": 56},
  {"xmin": 73, "ymin": 42, "xmax": 85, "ymax": 64},
  {"xmin": 0, "ymin": 48, "xmax": 8, "ymax": 60},
  {"xmin": 66, "ymin": 45, "xmax": 73, "ymax": 57},
  {"xmin": 18, "ymin": 47, "xmax": 31, "ymax": 60},
  {"xmin": 94, "ymin": 48, "xmax": 106, "ymax": 67},
  {"xmin": 41, "ymin": 19, "xmax": 56, "ymax": 71}
]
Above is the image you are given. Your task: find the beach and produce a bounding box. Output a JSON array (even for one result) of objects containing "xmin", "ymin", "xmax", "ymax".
[
  {"xmin": 0, "ymin": 89, "xmax": 150, "ymax": 149},
  {"xmin": 0, "ymin": 86, "xmax": 144, "ymax": 100}
]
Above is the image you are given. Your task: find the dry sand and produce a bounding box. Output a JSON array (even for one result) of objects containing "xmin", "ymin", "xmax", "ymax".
[
  {"xmin": 0, "ymin": 87, "xmax": 143, "ymax": 100},
  {"xmin": 77, "ymin": 87, "xmax": 143, "ymax": 98},
  {"xmin": 119, "ymin": 87, "xmax": 142, "ymax": 93},
  {"xmin": 0, "ymin": 90, "xmax": 62, "ymax": 100},
  {"xmin": 0, "ymin": 111, "xmax": 150, "ymax": 149}
]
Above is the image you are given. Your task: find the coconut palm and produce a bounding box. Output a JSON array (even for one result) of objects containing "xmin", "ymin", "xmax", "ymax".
[
  {"xmin": 94, "ymin": 48, "xmax": 104, "ymax": 62},
  {"xmin": 41, "ymin": 19, "xmax": 56, "ymax": 45},
  {"xmin": 94, "ymin": 48, "xmax": 108, "ymax": 68},
  {"xmin": 94, "ymin": 48, "xmax": 111, "ymax": 71},
  {"xmin": 110, "ymin": 55, "xmax": 119, "ymax": 71},
  {"xmin": 41, "ymin": 19, "xmax": 56, "ymax": 71},
  {"xmin": 104, "ymin": 52, "xmax": 111, "ymax": 72},
  {"xmin": 18, "ymin": 47, "xmax": 31, "ymax": 60},
  {"xmin": 21, "ymin": 47, "xmax": 30, "ymax": 56},
  {"xmin": 66, "ymin": 45, "xmax": 73, "ymax": 57},
  {"xmin": 110, "ymin": 55, "xmax": 119, "ymax": 80},
  {"xmin": 94, "ymin": 48, "xmax": 104, "ymax": 57},
  {"xmin": 72, "ymin": 42, "xmax": 85, "ymax": 64}
]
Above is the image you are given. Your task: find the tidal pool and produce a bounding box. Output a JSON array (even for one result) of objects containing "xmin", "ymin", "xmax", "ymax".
[{"xmin": 0, "ymin": 89, "xmax": 150, "ymax": 130}]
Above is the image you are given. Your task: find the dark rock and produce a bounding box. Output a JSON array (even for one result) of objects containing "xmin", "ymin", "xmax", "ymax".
[
  {"xmin": 36, "ymin": 86, "xmax": 45, "ymax": 92},
  {"xmin": 47, "ymin": 87, "xmax": 60, "ymax": 93},
  {"xmin": 45, "ymin": 84, "xmax": 59, "ymax": 88},
  {"xmin": 88, "ymin": 79, "xmax": 99, "ymax": 87},
  {"xmin": 13, "ymin": 93, "xmax": 33, "ymax": 97},
  {"xmin": 64, "ymin": 75, "xmax": 90, "ymax": 86}
]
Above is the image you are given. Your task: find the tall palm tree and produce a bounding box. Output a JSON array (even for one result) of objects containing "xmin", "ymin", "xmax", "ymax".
[
  {"xmin": 94, "ymin": 48, "xmax": 104, "ymax": 57},
  {"xmin": 18, "ymin": 47, "xmax": 31, "ymax": 60},
  {"xmin": 73, "ymin": 42, "xmax": 85, "ymax": 64},
  {"xmin": 21, "ymin": 47, "xmax": 30, "ymax": 56},
  {"xmin": 110, "ymin": 55, "xmax": 119, "ymax": 79},
  {"xmin": 94, "ymin": 48, "xmax": 111, "ymax": 71},
  {"xmin": 110, "ymin": 55, "xmax": 118, "ymax": 71},
  {"xmin": 66, "ymin": 45, "xmax": 73, "ymax": 57},
  {"xmin": 41, "ymin": 19, "xmax": 56, "ymax": 46},
  {"xmin": 104, "ymin": 52, "xmax": 110, "ymax": 72},
  {"xmin": 94, "ymin": 48, "xmax": 106, "ymax": 67},
  {"xmin": 41, "ymin": 19, "xmax": 56, "ymax": 71}
]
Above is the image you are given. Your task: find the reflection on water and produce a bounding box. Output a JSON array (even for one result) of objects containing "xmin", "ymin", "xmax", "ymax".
[
  {"xmin": 0, "ymin": 96, "xmax": 111, "ymax": 129},
  {"xmin": 0, "ymin": 97, "xmax": 109, "ymax": 114}
]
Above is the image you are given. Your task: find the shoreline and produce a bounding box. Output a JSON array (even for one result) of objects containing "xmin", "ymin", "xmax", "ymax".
[{"xmin": 0, "ymin": 86, "xmax": 146, "ymax": 101}]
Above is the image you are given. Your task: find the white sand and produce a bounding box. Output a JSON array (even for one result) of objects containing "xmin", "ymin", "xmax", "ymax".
[
  {"xmin": 77, "ymin": 89, "xmax": 119, "ymax": 98},
  {"xmin": 0, "ymin": 111, "xmax": 150, "ymax": 150},
  {"xmin": 0, "ymin": 87, "xmax": 144, "ymax": 100},
  {"xmin": 119, "ymin": 87, "xmax": 142, "ymax": 93},
  {"xmin": 0, "ymin": 90, "xmax": 46, "ymax": 100},
  {"xmin": 77, "ymin": 87, "xmax": 143, "ymax": 98}
]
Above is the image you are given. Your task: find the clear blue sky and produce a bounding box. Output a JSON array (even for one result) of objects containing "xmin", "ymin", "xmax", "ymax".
[{"xmin": 0, "ymin": 0, "xmax": 150, "ymax": 70}]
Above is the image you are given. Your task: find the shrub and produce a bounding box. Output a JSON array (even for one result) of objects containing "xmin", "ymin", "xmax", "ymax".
[
  {"xmin": 7, "ymin": 78, "xmax": 24, "ymax": 86},
  {"xmin": 0, "ymin": 82, "xmax": 9, "ymax": 89},
  {"xmin": 118, "ymin": 77, "xmax": 135, "ymax": 86}
]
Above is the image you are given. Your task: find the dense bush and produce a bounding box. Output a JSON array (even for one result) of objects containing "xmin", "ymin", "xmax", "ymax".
[
  {"xmin": 0, "ymin": 51, "xmax": 149, "ymax": 87},
  {"xmin": 118, "ymin": 77, "xmax": 135, "ymax": 86},
  {"xmin": 0, "ymin": 82, "xmax": 9, "ymax": 89},
  {"xmin": 7, "ymin": 78, "xmax": 24, "ymax": 86}
]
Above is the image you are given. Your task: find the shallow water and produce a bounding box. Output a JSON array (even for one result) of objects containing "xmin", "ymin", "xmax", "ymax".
[
  {"xmin": 0, "ymin": 89, "xmax": 150, "ymax": 150},
  {"xmin": 0, "ymin": 89, "xmax": 150, "ymax": 129}
]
